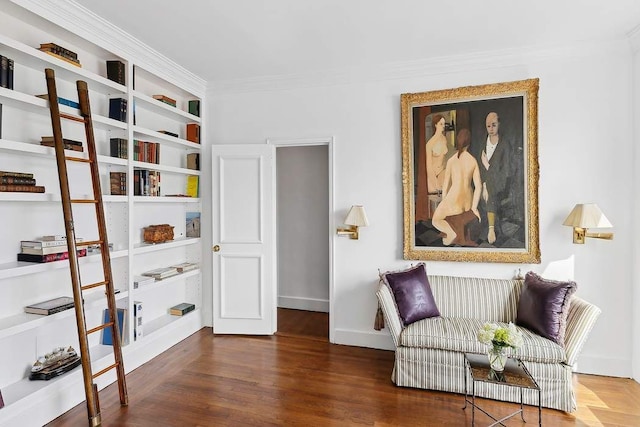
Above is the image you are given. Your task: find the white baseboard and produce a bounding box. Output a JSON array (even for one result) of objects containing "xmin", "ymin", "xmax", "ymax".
[
  {"xmin": 278, "ymin": 295, "xmax": 329, "ymax": 312},
  {"xmin": 574, "ymin": 354, "xmax": 632, "ymax": 378},
  {"xmin": 332, "ymin": 327, "xmax": 395, "ymax": 351}
]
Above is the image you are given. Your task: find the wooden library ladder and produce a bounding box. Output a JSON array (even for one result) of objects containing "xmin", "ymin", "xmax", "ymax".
[{"xmin": 44, "ymin": 68, "xmax": 128, "ymax": 427}]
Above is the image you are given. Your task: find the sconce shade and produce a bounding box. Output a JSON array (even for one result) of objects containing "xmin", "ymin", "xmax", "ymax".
[
  {"xmin": 344, "ymin": 205, "xmax": 369, "ymax": 227},
  {"xmin": 562, "ymin": 204, "xmax": 612, "ymax": 228}
]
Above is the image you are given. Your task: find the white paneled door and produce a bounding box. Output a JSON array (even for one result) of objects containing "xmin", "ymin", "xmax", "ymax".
[{"xmin": 211, "ymin": 145, "xmax": 276, "ymax": 334}]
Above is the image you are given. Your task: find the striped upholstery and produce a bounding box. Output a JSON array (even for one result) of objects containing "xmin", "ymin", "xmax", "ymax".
[
  {"xmin": 400, "ymin": 317, "xmax": 566, "ymax": 363},
  {"xmin": 376, "ymin": 274, "xmax": 601, "ymax": 413}
]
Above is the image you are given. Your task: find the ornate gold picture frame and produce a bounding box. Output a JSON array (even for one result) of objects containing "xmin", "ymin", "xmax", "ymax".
[{"xmin": 401, "ymin": 79, "xmax": 540, "ymax": 263}]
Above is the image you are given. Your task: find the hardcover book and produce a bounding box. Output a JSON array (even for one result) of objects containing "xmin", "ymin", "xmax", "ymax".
[
  {"xmin": 170, "ymin": 302, "xmax": 195, "ymax": 316},
  {"xmin": 133, "ymin": 301, "xmax": 143, "ymax": 341},
  {"xmin": 152, "ymin": 94, "xmax": 176, "ymax": 107},
  {"xmin": 186, "ymin": 123, "xmax": 200, "ymax": 144},
  {"xmin": 20, "ymin": 244, "xmax": 88, "ymax": 256},
  {"xmin": 101, "ymin": 308, "xmax": 126, "ymax": 346},
  {"xmin": 109, "ymin": 98, "xmax": 127, "ymax": 122},
  {"xmin": 25, "ymin": 296, "xmax": 75, "ymax": 315},
  {"xmin": 188, "ymin": 100, "xmax": 200, "ymax": 117},
  {"xmin": 0, "ymin": 176, "xmax": 36, "ymax": 185},
  {"xmin": 186, "ymin": 175, "xmax": 199, "ymax": 198},
  {"xmin": 0, "ymin": 170, "xmax": 34, "ymax": 178},
  {"xmin": 186, "ymin": 153, "xmax": 200, "ymax": 170},
  {"xmin": 0, "ymin": 184, "xmax": 45, "ymax": 193},
  {"xmin": 0, "ymin": 55, "xmax": 8, "ymax": 89},
  {"xmin": 110, "ymin": 138, "xmax": 128, "ymax": 159},
  {"xmin": 106, "ymin": 60, "xmax": 125, "ymax": 85},
  {"xmin": 21, "ymin": 237, "xmax": 83, "ymax": 249},
  {"xmin": 17, "ymin": 248, "xmax": 87, "ymax": 263}
]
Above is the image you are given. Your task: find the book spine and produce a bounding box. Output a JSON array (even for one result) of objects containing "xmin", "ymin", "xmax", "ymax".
[
  {"xmin": 0, "ymin": 171, "xmax": 34, "ymax": 178},
  {"xmin": 109, "ymin": 98, "xmax": 127, "ymax": 122},
  {"xmin": 0, "ymin": 55, "xmax": 8, "ymax": 88},
  {"xmin": 0, "ymin": 177, "xmax": 36, "ymax": 185},
  {"xmin": 106, "ymin": 60, "xmax": 125, "ymax": 86},
  {"xmin": 17, "ymin": 248, "xmax": 87, "ymax": 263},
  {"xmin": 7, "ymin": 58, "xmax": 14, "ymax": 90},
  {"xmin": 188, "ymin": 100, "xmax": 200, "ymax": 117},
  {"xmin": 0, "ymin": 184, "xmax": 45, "ymax": 193}
]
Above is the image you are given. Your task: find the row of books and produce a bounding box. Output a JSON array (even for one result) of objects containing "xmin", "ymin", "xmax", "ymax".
[
  {"xmin": 38, "ymin": 42, "xmax": 81, "ymax": 67},
  {"xmin": 134, "ymin": 169, "xmax": 161, "ymax": 196},
  {"xmin": 133, "ymin": 139, "xmax": 160, "ymax": 164},
  {"xmin": 0, "ymin": 55, "xmax": 15, "ymax": 90},
  {"xmin": 40, "ymin": 136, "xmax": 84, "ymax": 152},
  {"xmin": 0, "ymin": 170, "xmax": 45, "ymax": 193},
  {"xmin": 35, "ymin": 94, "xmax": 80, "ymax": 109}
]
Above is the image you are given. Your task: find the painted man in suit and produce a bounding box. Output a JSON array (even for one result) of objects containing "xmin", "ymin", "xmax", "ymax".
[{"xmin": 477, "ymin": 112, "xmax": 511, "ymax": 244}]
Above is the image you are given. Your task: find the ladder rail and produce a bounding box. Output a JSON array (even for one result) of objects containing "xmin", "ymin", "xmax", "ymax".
[
  {"xmin": 77, "ymin": 80, "xmax": 128, "ymax": 407},
  {"xmin": 44, "ymin": 68, "xmax": 128, "ymax": 427}
]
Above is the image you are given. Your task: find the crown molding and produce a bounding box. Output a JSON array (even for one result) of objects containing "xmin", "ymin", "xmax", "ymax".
[
  {"xmin": 210, "ymin": 38, "xmax": 631, "ymax": 95},
  {"xmin": 10, "ymin": 0, "xmax": 207, "ymax": 96}
]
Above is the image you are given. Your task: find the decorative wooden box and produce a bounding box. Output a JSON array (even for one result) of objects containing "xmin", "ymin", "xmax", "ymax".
[{"xmin": 143, "ymin": 224, "xmax": 174, "ymax": 243}]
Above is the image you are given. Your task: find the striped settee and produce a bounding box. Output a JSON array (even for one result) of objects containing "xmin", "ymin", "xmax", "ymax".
[{"xmin": 376, "ymin": 275, "xmax": 601, "ymax": 412}]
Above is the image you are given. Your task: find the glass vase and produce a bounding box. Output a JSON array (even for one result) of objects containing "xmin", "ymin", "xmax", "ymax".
[{"xmin": 488, "ymin": 345, "xmax": 507, "ymax": 372}]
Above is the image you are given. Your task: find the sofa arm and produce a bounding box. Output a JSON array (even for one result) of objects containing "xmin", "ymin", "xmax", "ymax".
[
  {"xmin": 376, "ymin": 281, "xmax": 404, "ymax": 347},
  {"xmin": 564, "ymin": 296, "xmax": 601, "ymax": 366}
]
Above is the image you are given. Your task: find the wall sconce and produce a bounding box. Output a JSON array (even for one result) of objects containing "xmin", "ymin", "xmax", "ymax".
[
  {"xmin": 337, "ymin": 205, "xmax": 369, "ymax": 240},
  {"xmin": 562, "ymin": 203, "xmax": 613, "ymax": 244}
]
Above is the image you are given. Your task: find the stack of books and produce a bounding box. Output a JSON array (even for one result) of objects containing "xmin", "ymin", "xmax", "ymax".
[
  {"xmin": 19, "ymin": 235, "xmax": 87, "ymax": 263},
  {"xmin": 0, "ymin": 54, "xmax": 14, "ymax": 90},
  {"xmin": 141, "ymin": 267, "xmax": 178, "ymax": 280},
  {"xmin": 40, "ymin": 136, "xmax": 84, "ymax": 152},
  {"xmin": 0, "ymin": 170, "xmax": 45, "ymax": 193},
  {"xmin": 170, "ymin": 262, "xmax": 198, "ymax": 273},
  {"xmin": 38, "ymin": 43, "xmax": 81, "ymax": 67},
  {"xmin": 110, "ymin": 138, "xmax": 128, "ymax": 159},
  {"xmin": 152, "ymin": 94, "xmax": 176, "ymax": 107},
  {"xmin": 35, "ymin": 94, "xmax": 80, "ymax": 109}
]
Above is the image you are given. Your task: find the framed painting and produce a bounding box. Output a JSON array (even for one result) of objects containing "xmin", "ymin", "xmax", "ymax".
[{"xmin": 401, "ymin": 79, "xmax": 540, "ymax": 263}]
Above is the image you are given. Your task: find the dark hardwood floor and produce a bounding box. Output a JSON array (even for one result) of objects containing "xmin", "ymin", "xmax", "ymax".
[{"xmin": 47, "ymin": 310, "xmax": 640, "ymax": 426}]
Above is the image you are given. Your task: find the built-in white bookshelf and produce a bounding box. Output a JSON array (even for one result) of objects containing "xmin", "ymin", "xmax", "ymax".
[{"xmin": 0, "ymin": 1, "xmax": 205, "ymax": 425}]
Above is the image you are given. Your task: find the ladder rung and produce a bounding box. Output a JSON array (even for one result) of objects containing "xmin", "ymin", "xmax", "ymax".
[
  {"xmin": 60, "ymin": 112, "xmax": 85, "ymax": 122},
  {"xmin": 66, "ymin": 156, "xmax": 92, "ymax": 163},
  {"xmin": 71, "ymin": 199, "xmax": 98, "ymax": 204},
  {"xmin": 81, "ymin": 280, "xmax": 109, "ymax": 291},
  {"xmin": 87, "ymin": 322, "xmax": 112, "ymax": 335},
  {"xmin": 81, "ymin": 239, "xmax": 103, "ymax": 246},
  {"xmin": 92, "ymin": 362, "xmax": 120, "ymax": 379}
]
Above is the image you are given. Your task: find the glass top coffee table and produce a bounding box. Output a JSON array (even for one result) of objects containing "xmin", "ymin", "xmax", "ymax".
[{"xmin": 463, "ymin": 352, "xmax": 541, "ymax": 426}]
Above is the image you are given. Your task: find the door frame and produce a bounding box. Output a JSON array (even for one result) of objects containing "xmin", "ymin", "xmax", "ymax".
[{"xmin": 267, "ymin": 136, "xmax": 335, "ymax": 343}]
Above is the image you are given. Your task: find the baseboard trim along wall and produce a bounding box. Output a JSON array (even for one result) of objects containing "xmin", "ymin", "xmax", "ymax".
[{"xmin": 278, "ymin": 296, "xmax": 329, "ymax": 313}]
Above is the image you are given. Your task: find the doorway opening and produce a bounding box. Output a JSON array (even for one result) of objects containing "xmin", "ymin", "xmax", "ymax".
[{"xmin": 272, "ymin": 141, "xmax": 333, "ymax": 341}]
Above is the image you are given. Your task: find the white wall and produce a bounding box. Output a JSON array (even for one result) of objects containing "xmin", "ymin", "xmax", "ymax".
[
  {"xmin": 276, "ymin": 145, "xmax": 330, "ymax": 312},
  {"xmin": 208, "ymin": 40, "xmax": 634, "ymax": 377},
  {"xmin": 632, "ymin": 28, "xmax": 640, "ymax": 383}
]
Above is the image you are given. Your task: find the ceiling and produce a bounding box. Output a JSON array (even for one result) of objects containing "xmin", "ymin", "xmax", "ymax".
[{"xmin": 76, "ymin": 0, "xmax": 640, "ymax": 83}]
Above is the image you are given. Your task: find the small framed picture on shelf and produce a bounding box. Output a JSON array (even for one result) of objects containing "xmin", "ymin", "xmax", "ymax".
[{"xmin": 186, "ymin": 212, "xmax": 200, "ymax": 238}]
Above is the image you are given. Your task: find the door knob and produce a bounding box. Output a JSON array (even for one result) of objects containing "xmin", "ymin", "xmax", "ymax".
[{"xmin": 212, "ymin": 245, "xmax": 220, "ymax": 252}]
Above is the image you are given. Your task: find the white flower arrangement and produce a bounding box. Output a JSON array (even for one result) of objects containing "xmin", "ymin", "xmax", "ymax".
[{"xmin": 477, "ymin": 322, "xmax": 524, "ymax": 349}]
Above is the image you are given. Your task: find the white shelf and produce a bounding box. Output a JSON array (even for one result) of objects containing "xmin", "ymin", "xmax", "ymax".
[
  {"xmin": 133, "ymin": 269, "xmax": 200, "ymax": 294},
  {"xmin": 133, "ymin": 91, "xmax": 201, "ymax": 124},
  {"xmin": 0, "ymin": 249, "xmax": 128, "ymax": 280},
  {"xmin": 144, "ymin": 308, "xmax": 200, "ymax": 337},
  {"xmin": 132, "ymin": 196, "xmax": 200, "ymax": 203},
  {"xmin": 132, "ymin": 160, "xmax": 201, "ymax": 176},
  {"xmin": 0, "ymin": 33, "xmax": 126, "ymax": 96},
  {"xmin": 0, "ymin": 87, "xmax": 127, "ymax": 131},
  {"xmin": 133, "ymin": 126, "xmax": 201, "ymax": 150},
  {"xmin": 133, "ymin": 237, "xmax": 200, "ymax": 255},
  {"xmin": 0, "ymin": 289, "xmax": 128, "ymax": 340},
  {"xmin": 0, "ymin": 140, "xmax": 128, "ymax": 167},
  {"xmin": 0, "ymin": 343, "xmax": 118, "ymax": 408}
]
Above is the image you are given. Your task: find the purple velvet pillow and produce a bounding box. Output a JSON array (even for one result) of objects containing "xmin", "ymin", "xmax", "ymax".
[
  {"xmin": 516, "ymin": 272, "xmax": 577, "ymax": 345},
  {"xmin": 382, "ymin": 263, "xmax": 440, "ymax": 325}
]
